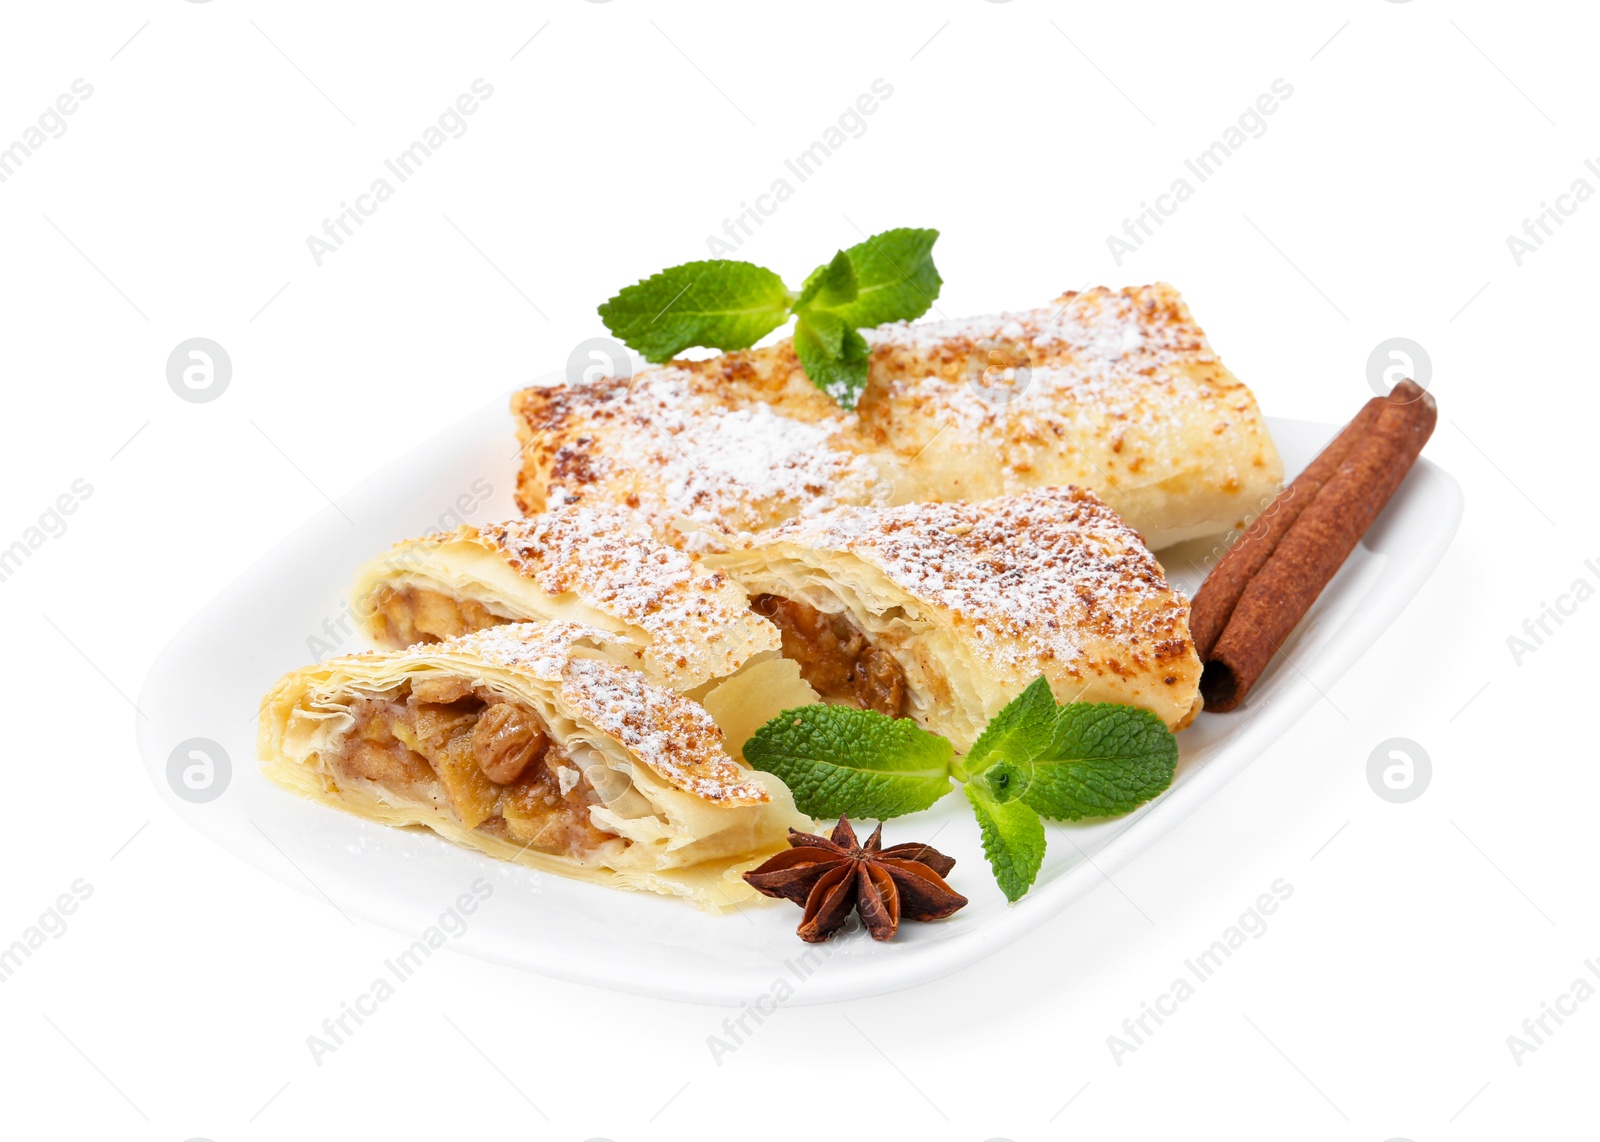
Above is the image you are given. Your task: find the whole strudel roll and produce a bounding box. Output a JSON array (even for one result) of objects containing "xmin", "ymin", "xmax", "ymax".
[
  {"xmin": 258, "ymin": 621, "xmax": 812, "ymax": 908},
  {"xmin": 710, "ymin": 487, "xmax": 1202, "ymax": 751},
  {"xmin": 350, "ymin": 507, "xmax": 780, "ymax": 694},
  {"xmin": 513, "ymin": 283, "xmax": 1281, "ymax": 552}
]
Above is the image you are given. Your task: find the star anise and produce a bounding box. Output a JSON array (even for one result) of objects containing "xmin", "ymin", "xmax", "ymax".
[{"xmin": 743, "ymin": 817, "xmax": 968, "ymax": 942}]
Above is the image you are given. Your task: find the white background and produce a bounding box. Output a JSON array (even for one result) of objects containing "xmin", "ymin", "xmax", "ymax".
[{"xmin": 1, "ymin": 1, "xmax": 1594, "ymax": 1138}]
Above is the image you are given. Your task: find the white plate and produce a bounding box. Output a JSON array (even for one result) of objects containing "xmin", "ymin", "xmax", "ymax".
[{"xmin": 136, "ymin": 392, "xmax": 1462, "ymax": 1006}]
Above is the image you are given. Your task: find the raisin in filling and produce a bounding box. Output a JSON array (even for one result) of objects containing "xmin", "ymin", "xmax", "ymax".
[
  {"xmin": 752, "ymin": 594, "xmax": 908, "ymax": 717},
  {"xmin": 333, "ymin": 679, "xmax": 614, "ymax": 857}
]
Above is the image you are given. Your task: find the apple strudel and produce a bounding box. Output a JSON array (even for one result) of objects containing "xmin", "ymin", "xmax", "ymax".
[
  {"xmin": 513, "ymin": 283, "xmax": 1281, "ymax": 551},
  {"xmin": 349, "ymin": 507, "xmax": 781, "ymax": 694},
  {"xmin": 258, "ymin": 621, "xmax": 813, "ymax": 908},
  {"xmin": 710, "ymin": 486, "xmax": 1202, "ymax": 751}
]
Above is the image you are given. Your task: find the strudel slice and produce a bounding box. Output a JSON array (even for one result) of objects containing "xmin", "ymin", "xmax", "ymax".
[
  {"xmin": 258, "ymin": 621, "xmax": 812, "ymax": 908},
  {"xmin": 350, "ymin": 506, "xmax": 780, "ymax": 694},
  {"xmin": 513, "ymin": 283, "xmax": 1281, "ymax": 552},
  {"xmin": 710, "ymin": 487, "xmax": 1202, "ymax": 751}
]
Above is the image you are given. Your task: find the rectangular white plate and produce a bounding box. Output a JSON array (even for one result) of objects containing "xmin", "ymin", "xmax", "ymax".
[{"xmin": 136, "ymin": 393, "xmax": 1461, "ymax": 1006}]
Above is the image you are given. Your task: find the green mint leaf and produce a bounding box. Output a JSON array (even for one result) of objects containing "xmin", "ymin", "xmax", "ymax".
[
  {"xmin": 799, "ymin": 306, "xmax": 846, "ymax": 355},
  {"xmin": 1020, "ymin": 704, "xmax": 1178, "ymax": 821},
  {"xmin": 742, "ymin": 705, "xmax": 953, "ymax": 820},
  {"xmin": 823, "ymin": 227, "xmax": 942, "ymax": 329},
  {"xmin": 795, "ymin": 249, "xmax": 858, "ymax": 310},
  {"xmin": 597, "ymin": 260, "xmax": 793, "ymax": 363},
  {"xmin": 794, "ymin": 310, "xmax": 871, "ymax": 410},
  {"xmin": 966, "ymin": 781, "xmax": 1046, "ymax": 902},
  {"xmin": 978, "ymin": 760, "xmax": 1030, "ymax": 804},
  {"xmin": 962, "ymin": 676, "xmax": 1060, "ymax": 778}
]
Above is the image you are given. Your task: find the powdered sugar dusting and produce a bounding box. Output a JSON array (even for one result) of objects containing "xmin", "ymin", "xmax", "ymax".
[
  {"xmin": 513, "ymin": 284, "xmax": 1279, "ymax": 552},
  {"xmin": 468, "ymin": 506, "xmax": 779, "ymax": 688},
  {"xmin": 865, "ymin": 286, "xmax": 1217, "ymax": 452},
  {"xmin": 515, "ymin": 361, "xmax": 890, "ymax": 548},
  {"xmin": 562, "ymin": 655, "xmax": 769, "ymax": 805},
  {"xmin": 389, "ymin": 621, "xmax": 770, "ymax": 806},
  {"xmin": 651, "ymin": 393, "xmax": 877, "ymax": 519},
  {"xmin": 448, "ymin": 620, "xmax": 612, "ymax": 681},
  {"xmin": 747, "ymin": 487, "xmax": 1195, "ymax": 681}
]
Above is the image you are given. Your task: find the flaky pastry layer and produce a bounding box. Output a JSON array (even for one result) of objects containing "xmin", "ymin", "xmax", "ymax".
[
  {"xmin": 513, "ymin": 283, "xmax": 1281, "ymax": 552},
  {"xmin": 711, "ymin": 486, "xmax": 1203, "ymax": 750},
  {"xmin": 350, "ymin": 506, "xmax": 780, "ymax": 693},
  {"xmin": 258, "ymin": 621, "xmax": 812, "ymax": 909}
]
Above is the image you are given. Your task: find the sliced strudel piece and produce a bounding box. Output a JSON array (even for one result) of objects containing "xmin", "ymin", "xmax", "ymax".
[
  {"xmin": 350, "ymin": 506, "xmax": 780, "ymax": 694},
  {"xmin": 258, "ymin": 621, "xmax": 812, "ymax": 909},
  {"xmin": 513, "ymin": 283, "xmax": 1281, "ymax": 551},
  {"xmin": 710, "ymin": 487, "xmax": 1202, "ymax": 751}
]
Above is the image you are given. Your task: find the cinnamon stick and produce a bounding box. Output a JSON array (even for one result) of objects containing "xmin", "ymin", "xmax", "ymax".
[
  {"xmin": 1189, "ymin": 397, "xmax": 1385, "ymax": 659},
  {"xmin": 1197, "ymin": 380, "xmax": 1437, "ymax": 712}
]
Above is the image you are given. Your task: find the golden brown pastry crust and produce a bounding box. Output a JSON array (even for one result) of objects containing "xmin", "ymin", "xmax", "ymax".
[
  {"xmin": 710, "ymin": 486, "xmax": 1203, "ymax": 750},
  {"xmin": 349, "ymin": 506, "xmax": 781, "ymax": 693},
  {"xmin": 513, "ymin": 283, "xmax": 1281, "ymax": 551},
  {"xmin": 258, "ymin": 621, "xmax": 811, "ymax": 909}
]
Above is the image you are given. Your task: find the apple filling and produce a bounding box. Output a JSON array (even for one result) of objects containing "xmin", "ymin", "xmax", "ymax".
[
  {"xmin": 333, "ymin": 676, "xmax": 614, "ymax": 857},
  {"xmin": 369, "ymin": 586, "xmax": 510, "ymax": 647},
  {"xmin": 751, "ymin": 594, "xmax": 907, "ymax": 717}
]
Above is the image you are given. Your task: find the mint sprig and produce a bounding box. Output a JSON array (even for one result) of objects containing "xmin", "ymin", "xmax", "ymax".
[
  {"xmin": 817, "ymin": 227, "xmax": 941, "ymax": 330},
  {"xmin": 597, "ymin": 227, "xmax": 941, "ymax": 410},
  {"xmin": 1023, "ymin": 703, "xmax": 1178, "ymax": 820},
  {"xmin": 740, "ymin": 676, "xmax": 1179, "ymax": 903},
  {"xmin": 742, "ymin": 705, "xmax": 953, "ymax": 820},
  {"xmin": 961, "ymin": 676, "xmax": 1061, "ymax": 777},
  {"xmin": 793, "ymin": 311, "xmax": 872, "ymax": 408},
  {"xmin": 595, "ymin": 260, "xmax": 792, "ymax": 362},
  {"xmin": 795, "ymin": 248, "xmax": 858, "ymax": 310},
  {"xmin": 966, "ymin": 781, "xmax": 1047, "ymax": 903}
]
